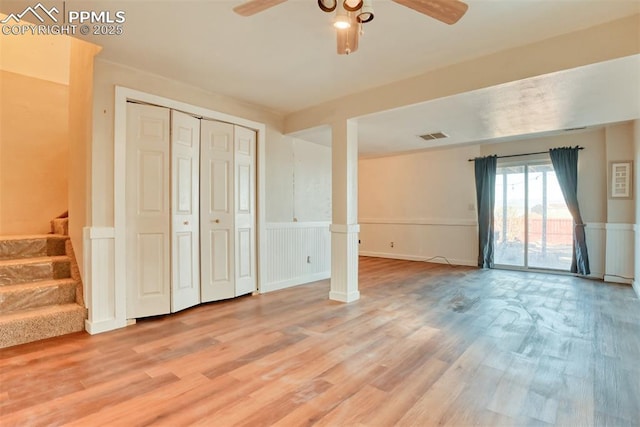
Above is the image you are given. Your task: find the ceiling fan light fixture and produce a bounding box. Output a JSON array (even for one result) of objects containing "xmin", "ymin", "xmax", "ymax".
[
  {"xmin": 333, "ymin": 1, "xmax": 351, "ymax": 29},
  {"xmin": 333, "ymin": 14, "xmax": 351, "ymax": 29},
  {"xmin": 343, "ymin": 0, "xmax": 363, "ymax": 12},
  {"xmin": 357, "ymin": 0, "xmax": 374, "ymax": 22},
  {"xmin": 318, "ymin": 0, "xmax": 337, "ymax": 13}
]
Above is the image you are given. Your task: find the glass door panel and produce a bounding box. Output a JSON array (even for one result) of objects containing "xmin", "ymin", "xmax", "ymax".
[
  {"xmin": 527, "ymin": 165, "xmax": 573, "ymax": 270},
  {"xmin": 494, "ymin": 166, "xmax": 525, "ymax": 267}
]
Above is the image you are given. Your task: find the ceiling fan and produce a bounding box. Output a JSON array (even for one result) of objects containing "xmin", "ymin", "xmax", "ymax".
[{"xmin": 233, "ymin": 0, "xmax": 469, "ymax": 55}]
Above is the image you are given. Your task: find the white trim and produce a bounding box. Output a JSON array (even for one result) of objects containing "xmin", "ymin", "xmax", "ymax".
[
  {"xmin": 584, "ymin": 222, "xmax": 606, "ymax": 229},
  {"xmin": 262, "ymin": 272, "xmax": 330, "ymax": 293},
  {"xmin": 359, "ymin": 218, "xmax": 477, "ymax": 227},
  {"xmin": 85, "ymin": 319, "xmax": 128, "ymax": 335},
  {"xmin": 632, "ymin": 280, "xmax": 640, "ymax": 299},
  {"xmin": 604, "ymin": 275, "xmax": 634, "ymax": 285},
  {"xmin": 114, "ymin": 86, "xmax": 267, "ymax": 330},
  {"xmin": 330, "ymin": 224, "xmax": 360, "ymax": 233},
  {"xmin": 87, "ymin": 227, "xmax": 115, "ymax": 239},
  {"xmin": 329, "ymin": 290, "xmax": 361, "ymax": 303},
  {"xmin": 605, "ymin": 223, "xmax": 634, "ymax": 230},
  {"xmin": 359, "ymin": 251, "xmax": 477, "ymax": 267},
  {"xmin": 83, "ymin": 226, "xmax": 126, "ymax": 334},
  {"xmin": 266, "ymin": 221, "xmax": 330, "ymax": 229}
]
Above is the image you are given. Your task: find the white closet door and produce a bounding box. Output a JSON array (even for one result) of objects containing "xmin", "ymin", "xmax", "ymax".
[
  {"xmin": 171, "ymin": 111, "xmax": 201, "ymax": 312},
  {"xmin": 200, "ymin": 120, "xmax": 235, "ymax": 302},
  {"xmin": 126, "ymin": 103, "xmax": 171, "ymax": 318},
  {"xmin": 234, "ymin": 126, "xmax": 257, "ymax": 296}
]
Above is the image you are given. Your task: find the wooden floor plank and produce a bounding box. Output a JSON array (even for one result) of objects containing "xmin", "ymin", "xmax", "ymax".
[{"xmin": 1, "ymin": 256, "xmax": 639, "ymax": 425}]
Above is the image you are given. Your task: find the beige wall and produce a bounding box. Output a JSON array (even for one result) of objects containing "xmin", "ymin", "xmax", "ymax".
[
  {"xmin": 68, "ymin": 39, "xmax": 101, "ymax": 280},
  {"xmin": 0, "ymin": 70, "xmax": 69, "ymax": 234},
  {"xmin": 360, "ymin": 145, "xmax": 479, "ymax": 222},
  {"xmin": 0, "ymin": 29, "xmax": 73, "ymax": 234},
  {"xmin": 605, "ymin": 122, "xmax": 635, "ymax": 224},
  {"xmin": 358, "ymin": 144, "xmax": 480, "ymax": 265}
]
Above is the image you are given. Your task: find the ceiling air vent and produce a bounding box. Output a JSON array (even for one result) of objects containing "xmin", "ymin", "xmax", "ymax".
[{"xmin": 419, "ymin": 132, "xmax": 449, "ymax": 141}]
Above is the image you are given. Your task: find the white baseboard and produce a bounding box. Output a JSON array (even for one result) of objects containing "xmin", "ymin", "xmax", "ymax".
[
  {"xmin": 359, "ymin": 251, "xmax": 476, "ymax": 267},
  {"xmin": 261, "ymin": 271, "xmax": 330, "ymax": 293},
  {"xmin": 633, "ymin": 280, "xmax": 640, "ymax": 299},
  {"xmin": 85, "ymin": 318, "xmax": 128, "ymax": 335},
  {"xmin": 604, "ymin": 274, "xmax": 634, "ymax": 285}
]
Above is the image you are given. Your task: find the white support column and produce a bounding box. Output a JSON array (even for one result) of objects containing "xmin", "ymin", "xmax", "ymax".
[{"xmin": 330, "ymin": 119, "xmax": 360, "ymax": 302}]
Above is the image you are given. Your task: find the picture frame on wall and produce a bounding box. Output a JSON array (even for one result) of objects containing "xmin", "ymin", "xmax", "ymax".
[{"xmin": 609, "ymin": 161, "xmax": 633, "ymax": 199}]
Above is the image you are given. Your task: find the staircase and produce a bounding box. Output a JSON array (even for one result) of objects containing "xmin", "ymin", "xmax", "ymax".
[{"xmin": 0, "ymin": 225, "xmax": 86, "ymax": 348}]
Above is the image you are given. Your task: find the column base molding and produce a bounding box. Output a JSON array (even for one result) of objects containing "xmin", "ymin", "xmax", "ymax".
[{"xmin": 330, "ymin": 223, "xmax": 360, "ymax": 303}]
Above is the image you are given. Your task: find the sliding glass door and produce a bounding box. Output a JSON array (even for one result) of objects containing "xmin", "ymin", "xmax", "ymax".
[{"xmin": 494, "ymin": 162, "xmax": 573, "ymax": 271}]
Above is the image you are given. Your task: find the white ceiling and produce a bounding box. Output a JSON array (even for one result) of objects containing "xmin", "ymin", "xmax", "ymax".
[{"xmin": 2, "ymin": 0, "xmax": 638, "ymax": 155}]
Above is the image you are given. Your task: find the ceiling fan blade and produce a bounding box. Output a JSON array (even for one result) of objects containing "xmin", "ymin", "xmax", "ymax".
[
  {"xmin": 337, "ymin": 16, "xmax": 359, "ymax": 55},
  {"xmin": 392, "ymin": 0, "xmax": 468, "ymax": 25},
  {"xmin": 233, "ymin": 0, "xmax": 288, "ymax": 16}
]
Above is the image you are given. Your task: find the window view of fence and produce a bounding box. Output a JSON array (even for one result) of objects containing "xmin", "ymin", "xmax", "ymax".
[{"xmin": 494, "ymin": 163, "xmax": 573, "ymax": 271}]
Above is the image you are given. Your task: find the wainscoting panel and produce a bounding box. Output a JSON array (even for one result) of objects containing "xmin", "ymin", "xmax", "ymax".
[
  {"xmin": 83, "ymin": 227, "xmax": 124, "ymax": 334},
  {"xmin": 585, "ymin": 223, "xmax": 606, "ymax": 280},
  {"xmin": 604, "ymin": 223, "xmax": 634, "ymax": 284},
  {"xmin": 358, "ymin": 219, "xmax": 477, "ymax": 266},
  {"xmin": 262, "ymin": 222, "xmax": 331, "ymax": 292}
]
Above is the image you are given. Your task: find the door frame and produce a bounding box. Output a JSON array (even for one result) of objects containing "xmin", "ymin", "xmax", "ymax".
[
  {"xmin": 493, "ymin": 159, "xmax": 573, "ymax": 273},
  {"xmin": 113, "ymin": 86, "xmax": 267, "ymax": 325}
]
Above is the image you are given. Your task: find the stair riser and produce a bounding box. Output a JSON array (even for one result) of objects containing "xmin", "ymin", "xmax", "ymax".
[
  {"xmin": 0, "ymin": 306, "xmax": 86, "ymax": 348},
  {"xmin": 0, "ymin": 261, "xmax": 70, "ymax": 286},
  {"xmin": 0, "ymin": 283, "xmax": 76, "ymax": 313},
  {"xmin": 0, "ymin": 237, "xmax": 67, "ymax": 260}
]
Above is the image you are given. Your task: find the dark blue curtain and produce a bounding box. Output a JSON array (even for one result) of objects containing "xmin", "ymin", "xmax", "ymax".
[
  {"xmin": 549, "ymin": 147, "xmax": 590, "ymax": 275},
  {"xmin": 475, "ymin": 156, "xmax": 497, "ymax": 268}
]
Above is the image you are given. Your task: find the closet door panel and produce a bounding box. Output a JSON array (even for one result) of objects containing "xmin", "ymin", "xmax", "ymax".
[
  {"xmin": 126, "ymin": 103, "xmax": 171, "ymax": 318},
  {"xmin": 234, "ymin": 126, "xmax": 257, "ymax": 296},
  {"xmin": 171, "ymin": 110, "xmax": 201, "ymax": 312},
  {"xmin": 200, "ymin": 120, "xmax": 235, "ymax": 302}
]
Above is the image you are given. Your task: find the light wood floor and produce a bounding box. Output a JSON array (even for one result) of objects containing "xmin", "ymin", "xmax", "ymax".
[{"xmin": 1, "ymin": 257, "xmax": 639, "ymax": 426}]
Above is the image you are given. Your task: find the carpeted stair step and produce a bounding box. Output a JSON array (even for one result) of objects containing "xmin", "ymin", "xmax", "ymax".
[
  {"xmin": 0, "ymin": 303, "xmax": 86, "ymax": 348},
  {"xmin": 0, "ymin": 279, "xmax": 77, "ymax": 313},
  {"xmin": 0, "ymin": 235, "xmax": 68, "ymax": 260},
  {"xmin": 0, "ymin": 256, "xmax": 71, "ymax": 286}
]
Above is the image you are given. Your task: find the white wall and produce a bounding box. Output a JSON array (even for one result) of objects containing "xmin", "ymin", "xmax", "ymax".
[
  {"xmin": 264, "ymin": 137, "xmax": 332, "ymax": 290},
  {"xmin": 359, "ymin": 125, "xmax": 637, "ymax": 281},
  {"xmin": 265, "ymin": 137, "xmax": 331, "ymax": 222}
]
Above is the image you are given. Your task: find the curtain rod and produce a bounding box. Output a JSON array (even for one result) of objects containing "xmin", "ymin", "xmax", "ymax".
[{"xmin": 467, "ymin": 146, "xmax": 584, "ymax": 162}]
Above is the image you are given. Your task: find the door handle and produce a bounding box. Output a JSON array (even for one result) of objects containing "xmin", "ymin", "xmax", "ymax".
[
  {"xmin": 183, "ymin": 220, "xmax": 189, "ymax": 225},
  {"xmin": 215, "ymin": 219, "xmax": 220, "ymax": 223}
]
